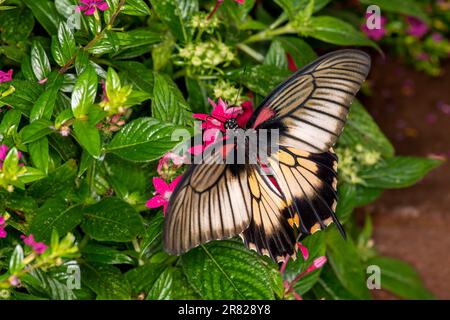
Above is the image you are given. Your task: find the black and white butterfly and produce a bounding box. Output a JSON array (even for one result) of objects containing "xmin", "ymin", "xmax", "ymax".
[{"xmin": 163, "ymin": 49, "xmax": 371, "ymax": 262}]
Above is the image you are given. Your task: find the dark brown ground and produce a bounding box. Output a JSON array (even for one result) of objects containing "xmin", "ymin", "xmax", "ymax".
[{"xmin": 360, "ymin": 55, "xmax": 450, "ymax": 299}]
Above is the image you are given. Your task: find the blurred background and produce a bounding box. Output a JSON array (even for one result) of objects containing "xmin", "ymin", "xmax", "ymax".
[{"xmin": 360, "ymin": 55, "xmax": 449, "ymax": 299}]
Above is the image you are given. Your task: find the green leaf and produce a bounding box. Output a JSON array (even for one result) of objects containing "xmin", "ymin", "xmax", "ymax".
[
  {"xmin": 29, "ymin": 198, "xmax": 84, "ymax": 243},
  {"xmin": 28, "ymin": 137, "xmax": 49, "ymax": 174},
  {"xmin": 359, "ymin": 0, "xmax": 429, "ymax": 23},
  {"xmin": 115, "ymin": 61, "xmax": 154, "ymax": 95},
  {"xmin": 20, "ymin": 119, "xmax": 53, "ymax": 144},
  {"xmin": 125, "ymin": 262, "xmax": 166, "ymax": 295},
  {"xmin": 276, "ymin": 0, "xmax": 331, "ymax": 20},
  {"xmin": 106, "ymin": 117, "xmax": 186, "ymax": 162},
  {"xmin": 335, "ymin": 183, "xmax": 356, "ymax": 223},
  {"xmin": 0, "ymin": 7, "xmax": 34, "ymax": 42},
  {"xmin": 150, "ymin": 0, "xmax": 197, "ymax": 42},
  {"xmin": 82, "ymin": 197, "xmax": 144, "ymax": 242},
  {"xmin": 366, "ymin": 256, "xmax": 433, "ymax": 299},
  {"xmin": 227, "ymin": 65, "xmax": 291, "ymax": 96},
  {"xmin": 73, "ymin": 118, "xmax": 102, "ymax": 158},
  {"xmin": 140, "ymin": 213, "xmax": 164, "ymax": 259},
  {"xmin": 359, "ymin": 157, "xmax": 442, "ymax": 189},
  {"xmin": 185, "ymin": 76, "xmax": 208, "ymax": 114},
  {"xmin": 0, "ymin": 80, "xmax": 44, "ymax": 115},
  {"xmin": 56, "ymin": 22, "xmax": 77, "ymax": 65},
  {"xmin": 28, "ymin": 160, "xmax": 78, "ymax": 201},
  {"xmin": 81, "ymin": 244, "xmax": 134, "ymax": 265},
  {"xmin": 182, "ymin": 240, "xmax": 277, "ymax": 299},
  {"xmin": 31, "ymin": 41, "xmax": 51, "ymax": 81},
  {"xmin": 82, "ymin": 263, "xmax": 131, "ymax": 299},
  {"xmin": 88, "ymin": 30, "xmax": 161, "ymax": 55},
  {"xmin": 311, "ymin": 264, "xmax": 358, "ymax": 299},
  {"xmin": 123, "ymin": 0, "xmax": 151, "ymax": 16},
  {"xmin": 147, "ymin": 268, "xmax": 173, "ymax": 300},
  {"xmin": 264, "ymin": 40, "xmax": 288, "ymax": 70},
  {"xmin": 276, "ymin": 36, "xmax": 317, "ymax": 69},
  {"xmin": 302, "ymin": 16, "xmax": 379, "ymax": 49},
  {"xmin": 340, "ymin": 100, "xmax": 394, "ymax": 157},
  {"xmin": 23, "ymin": 0, "xmax": 61, "ymax": 35},
  {"xmin": 30, "ymin": 72, "xmax": 64, "ymax": 121},
  {"xmin": 152, "ymin": 73, "xmax": 192, "ymax": 126},
  {"xmin": 326, "ymin": 228, "xmax": 371, "ymax": 299},
  {"xmin": 71, "ymin": 65, "xmax": 98, "ymax": 118},
  {"xmin": 9, "ymin": 245, "xmax": 24, "ymax": 274},
  {"xmin": 221, "ymin": 0, "xmax": 255, "ymax": 24}
]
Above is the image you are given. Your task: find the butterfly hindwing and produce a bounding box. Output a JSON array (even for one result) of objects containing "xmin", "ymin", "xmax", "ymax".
[
  {"xmin": 267, "ymin": 147, "xmax": 344, "ymax": 237},
  {"xmin": 248, "ymin": 49, "xmax": 371, "ymax": 153},
  {"xmin": 241, "ymin": 165, "xmax": 297, "ymax": 262}
]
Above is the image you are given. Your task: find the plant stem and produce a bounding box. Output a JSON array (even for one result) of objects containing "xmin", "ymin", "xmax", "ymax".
[
  {"xmin": 242, "ymin": 24, "xmax": 296, "ymax": 44},
  {"xmin": 236, "ymin": 43, "xmax": 264, "ymax": 63}
]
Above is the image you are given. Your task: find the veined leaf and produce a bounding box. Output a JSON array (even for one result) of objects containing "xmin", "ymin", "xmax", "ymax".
[
  {"xmin": 31, "ymin": 41, "xmax": 51, "ymax": 81},
  {"xmin": 71, "ymin": 65, "xmax": 98, "ymax": 118}
]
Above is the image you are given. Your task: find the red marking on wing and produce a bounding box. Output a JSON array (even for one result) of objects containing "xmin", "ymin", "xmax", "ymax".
[{"xmin": 252, "ymin": 107, "xmax": 275, "ymax": 129}]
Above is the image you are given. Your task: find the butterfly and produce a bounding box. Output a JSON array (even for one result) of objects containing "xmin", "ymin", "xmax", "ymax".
[{"xmin": 163, "ymin": 49, "xmax": 371, "ymax": 262}]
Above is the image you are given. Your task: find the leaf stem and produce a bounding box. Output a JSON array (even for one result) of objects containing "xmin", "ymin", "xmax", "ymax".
[
  {"xmin": 236, "ymin": 43, "xmax": 264, "ymax": 63},
  {"xmin": 242, "ymin": 24, "xmax": 296, "ymax": 44},
  {"xmin": 59, "ymin": 0, "xmax": 126, "ymax": 74}
]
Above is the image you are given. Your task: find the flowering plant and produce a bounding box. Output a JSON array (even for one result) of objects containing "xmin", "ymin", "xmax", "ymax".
[{"xmin": 0, "ymin": 0, "xmax": 444, "ymax": 300}]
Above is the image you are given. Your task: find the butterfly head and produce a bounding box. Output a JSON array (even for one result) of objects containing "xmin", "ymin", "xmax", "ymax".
[{"xmin": 224, "ymin": 117, "xmax": 239, "ymax": 130}]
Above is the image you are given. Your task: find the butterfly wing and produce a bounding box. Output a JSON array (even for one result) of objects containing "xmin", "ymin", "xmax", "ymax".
[
  {"xmin": 242, "ymin": 164, "xmax": 297, "ymax": 262},
  {"xmin": 163, "ymin": 148, "xmax": 252, "ymax": 255},
  {"xmin": 247, "ymin": 49, "xmax": 371, "ymax": 153}
]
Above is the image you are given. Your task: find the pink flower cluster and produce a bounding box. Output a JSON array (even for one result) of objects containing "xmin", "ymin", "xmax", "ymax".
[
  {"xmin": 280, "ymin": 243, "xmax": 327, "ymax": 300},
  {"xmin": 0, "ymin": 216, "xmax": 7, "ymax": 238},
  {"xmin": 0, "ymin": 69, "xmax": 13, "ymax": 83},
  {"xmin": 361, "ymin": 13, "xmax": 387, "ymax": 41},
  {"xmin": 77, "ymin": 0, "xmax": 109, "ymax": 15},
  {"xmin": 147, "ymin": 97, "xmax": 253, "ymax": 215},
  {"xmin": 21, "ymin": 234, "xmax": 47, "ymax": 255}
]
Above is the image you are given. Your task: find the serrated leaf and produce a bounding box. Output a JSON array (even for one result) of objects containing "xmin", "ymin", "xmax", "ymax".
[
  {"xmin": 82, "ymin": 197, "xmax": 144, "ymax": 242},
  {"xmin": 29, "ymin": 198, "xmax": 84, "ymax": 243},
  {"xmin": 182, "ymin": 240, "xmax": 277, "ymax": 299},
  {"xmin": 152, "ymin": 73, "xmax": 192, "ymax": 125},
  {"xmin": 81, "ymin": 244, "xmax": 134, "ymax": 265},
  {"xmin": 81, "ymin": 263, "xmax": 131, "ymax": 299}
]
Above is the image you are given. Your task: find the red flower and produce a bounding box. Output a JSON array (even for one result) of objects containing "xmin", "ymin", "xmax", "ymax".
[{"xmin": 146, "ymin": 176, "xmax": 182, "ymax": 215}]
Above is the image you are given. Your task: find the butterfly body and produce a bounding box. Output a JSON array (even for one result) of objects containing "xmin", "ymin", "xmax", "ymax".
[{"xmin": 164, "ymin": 49, "xmax": 371, "ymax": 262}]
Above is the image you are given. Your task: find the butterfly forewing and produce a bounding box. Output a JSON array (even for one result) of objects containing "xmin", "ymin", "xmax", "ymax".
[{"xmin": 248, "ymin": 49, "xmax": 371, "ymax": 153}]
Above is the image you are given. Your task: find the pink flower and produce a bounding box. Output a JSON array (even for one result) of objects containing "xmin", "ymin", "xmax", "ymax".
[
  {"xmin": 0, "ymin": 69, "xmax": 13, "ymax": 83},
  {"xmin": 0, "ymin": 217, "xmax": 6, "ymax": 239},
  {"xmin": 417, "ymin": 52, "xmax": 430, "ymax": 61},
  {"xmin": 146, "ymin": 176, "xmax": 182, "ymax": 215},
  {"xmin": 21, "ymin": 234, "xmax": 48, "ymax": 254},
  {"xmin": 305, "ymin": 256, "xmax": 327, "ymax": 273},
  {"xmin": 406, "ymin": 17, "xmax": 428, "ymax": 38},
  {"xmin": 361, "ymin": 13, "xmax": 387, "ymax": 41},
  {"xmin": 432, "ymin": 33, "xmax": 444, "ymax": 42},
  {"xmin": 77, "ymin": 0, "xmax": 109, "ymax": 15},
  {"xmin": 297, "ymin": 242, "xmax": 309, "ymax": 260},
  {"xmin": 8, "ymin": 275, "xmax": 20, "ymax": 287},
  {"xmin": 190, "ymin": 98, "xmax": 253, "ymax": 155},
  {"xmin": 0, "ymin": 144, "xmax": 23, "ymax": 170}
]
